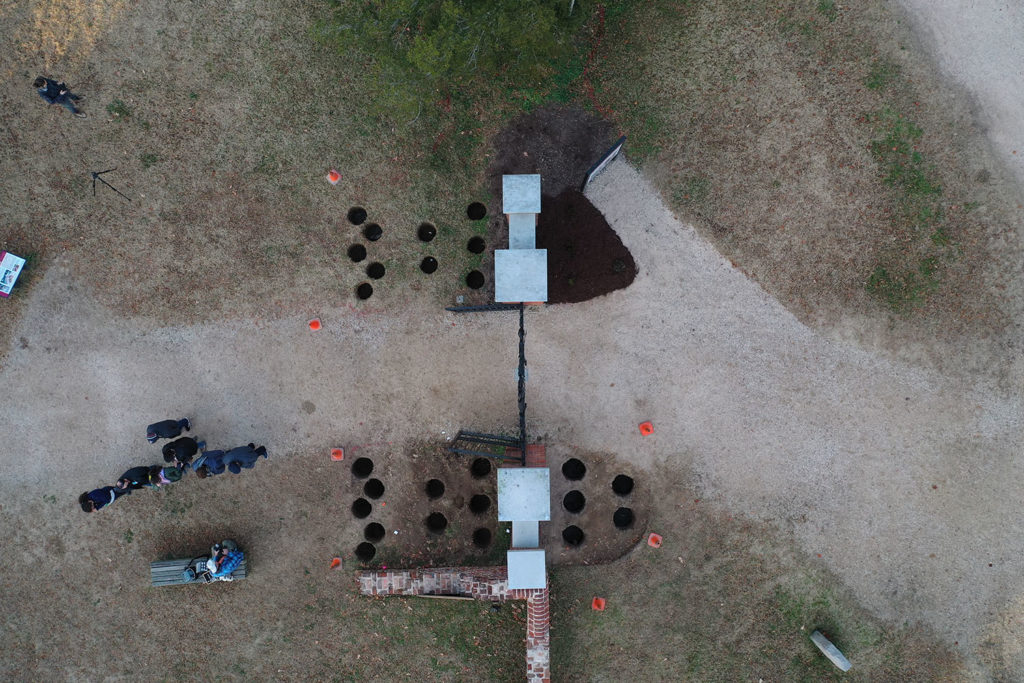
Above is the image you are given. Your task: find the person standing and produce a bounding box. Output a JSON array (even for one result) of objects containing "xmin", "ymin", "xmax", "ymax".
[
  {"xmin": 146, "ymin": 418, "xmax": 191, "ymax": 444},
  {"xmin": 162, "ymin": 437, "xmax": 204, "ymax": 468},
  {"xmin": 222, "ymin": 444, "xmax": 268, "ymax": 474},
  {"xmin": 79, "ymin": 485, "xmax": 130, "ymax": 512},
  {"xmin": 34, "ymin": 76, "xmax": 86, "ymax": 118},
  {"xmin": 116, "ymin": 465, "xmax": 153, "ymax": 491}
]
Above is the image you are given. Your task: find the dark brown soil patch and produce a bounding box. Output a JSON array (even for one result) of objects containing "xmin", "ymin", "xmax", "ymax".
[
  {"xmin": 537, "ymin": 189, "xmax": 637, "ymax": 304},
  {"xmin": 488, "ymin": 104, "xmax": 619, "ymax": 199}
]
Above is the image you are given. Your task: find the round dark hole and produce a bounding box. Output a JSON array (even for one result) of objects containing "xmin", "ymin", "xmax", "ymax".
[
  {"xmin": 562, "ymin": 458, "xmax": 586, "ymax": 481},
  {"xmin": 347, "ymin": 244, "xmax": 367, "ymax": 263},
  {"xmin": 363, "ymin": 223, "xmax": 382, "ymax": 241},
  {"xmin": 355, "ymin": 542, "xmax": 376, "ymax": 562},
  {"xmin": 352, "ymin": 498, "xmax": 372, "ymax": 519},
  {"xmin": 469, "ymin": 494, "xmax": 491, "ymax": 515},
  {"xmin": 467, "ymin": 236, "xmax": 486, "ymax": 254},
  {"xmin": 367, "ymin": 262, "xmax": 385, "ymax": 279},
  {"xmin": 351, "ymin": 457, "xmax": 374, "ymax": 478},
  {"xmin": 562, "ymin": 525, "xmax": 585, "ymax": 547},
  {"xmin": 425, "ymin": 479, "xmax": 445, "ymax": 499},
  {"xmin": 467, "ymin": 202, "xmax": 487, "ymax": 220},
  {"xmin": 356, "ymin": 283, "xmax": 373, "ymax": 300},
  {"xmin": 613, "ymin": 507, "xmax": 635, "ymax": 530},
  {"xmin": 473, "ymin": 528, "xmax": 492, "ymax": 548},
  {"xmin": 418, "ymin": 222, "xmax": 436, "ymax": 242},
  {"xmin": 471, "ymin": 458, "xmax": 492, "ymax": 478},
  {"xmin": 420, "ymin": 257, "xmax": 438, "ymax": 274},
  {"xmin": 612, "ymin": 474, "xmax": 635, "ymax": 496},
  {"xmin": 426, "ymin": 512, "xmax": 448, "ymax": 534},
  {"xmin": 563, "ymin": 490, "xmax": 586, "ymax": 514},
  {"xmin": 364, "ymin": 522, "xmax": 385, "ymax": 542},
  {"xmin": 466, "ymin": 270, "xmax": 484, "ymax": 289},
  {"xmin": 364, "ymin": 478, "xmax": 385, "ymax": 499},
  {"xmin": 347, "ymin": 207, "xmax": 367, "ymax": 225}
]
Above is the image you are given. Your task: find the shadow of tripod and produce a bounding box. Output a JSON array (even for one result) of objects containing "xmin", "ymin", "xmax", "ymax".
[{"xmin": 91, "ymin": 168, "xmax": 131, "ymax": 202}]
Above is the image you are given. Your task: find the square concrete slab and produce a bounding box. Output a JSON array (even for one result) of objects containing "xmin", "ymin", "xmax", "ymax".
[
  {"xmin": 494, "ymin": 249, "xmax": 548, "ymax": 303},
  {"xmin": 508, "ymin": 213, "xmax": 536, "ymax": 249},
  {"xmin": 502, "ymin": 174, "xmax": 541, "ymax": 214},
  {"xmin": 497, "ymin": 468, "xmax": 551, "ymax": 521},
  {"xmin": 507, "ymin": 549, "xmax": 546, "ymax": 589},
  {"xmin": 512, "ymin": 520, "xmax": 540, "ymax": 548}
]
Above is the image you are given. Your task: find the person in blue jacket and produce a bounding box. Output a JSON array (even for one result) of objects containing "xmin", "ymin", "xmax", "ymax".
[
  {"xmin": 79, "ymin": 485, "xmax": 130, "ymax": 512},
  {"xmin": 194, "ymin": 444, "xmax": 267, "ymax": 477},
  {"xmin": 207, "ymin": 545, "xmax": 244, "ymax": 581}
]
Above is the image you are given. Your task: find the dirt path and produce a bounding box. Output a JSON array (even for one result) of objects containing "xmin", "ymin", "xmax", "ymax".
[{"xmin": 2, "ymin": 157, "xmax": 1022, "ymax": 674}]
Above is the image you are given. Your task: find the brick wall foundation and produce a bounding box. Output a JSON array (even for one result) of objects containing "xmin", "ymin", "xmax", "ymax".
[{"xmin": 359, "ymin": 567, "xmax": 551, "ymax": 681}]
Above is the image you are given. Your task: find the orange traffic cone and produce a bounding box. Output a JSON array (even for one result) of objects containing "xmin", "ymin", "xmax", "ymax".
[
  {"xmin": 647, "ymin": 533, "xmax": 663, "ymax": 548},
  {"xmin": 330, "ymin": 557, "xmax": 342, "ymax": 570},
  {"xmin": 331, "ymin": 448, "xmax": 344, "ymax": 461},
  {"xmin": 592, "ymin": 597, "xmax": 606, "ymax": 611},
  {"xmin": 327, "ymin": 169, "xmax": 341, "ymax": 185},
  {"xmin": 309, "ymin": 319, "xmax": 322, "ymax": 331},
  {"xmin": 639, "ymin": 421, "xmax": 654, "ymax": 436}
]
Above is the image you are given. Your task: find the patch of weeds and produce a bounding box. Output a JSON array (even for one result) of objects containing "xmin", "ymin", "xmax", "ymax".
[
  {"xmin": 164, "ymin": 499, "xmax": 194, "ymax": 516},
  {"xmin": 188, "ymin": 91, "xmax": 199, "ymax": 100},
  {"xmin": 868, "ymin": 108, "xmax": 942, "ymax": 198},
  {"xmin": 673, "ymin": 175, "xmax": 711, "ymax": 205},
  {"xmin": 930, "ymin": 225, "xmax": 952, "ymax": 246},
  {"xmin": 865, "ymin": 60, "xmax": 901, "ymax": 91},
  {"xmin": 817, "ymin": 0, "xmax": 838, "ymax": 22},
  {"xmin": 42, "ymin": 493, "xmax": 57, "ymax": 504},
  {"xmin": 140, "ymin": 153, "xmax": 160, "ymax": 169},
  {"xmin": 865, "ymin": 260, "xmax": 941, "ymax": 312},
  {"xmin": 106, "ymin": 99, "xmax": 131, "ymax": 118},
  {"xmin": 123, "ymin": 529, "xmax": 134, "ymax": 544}
]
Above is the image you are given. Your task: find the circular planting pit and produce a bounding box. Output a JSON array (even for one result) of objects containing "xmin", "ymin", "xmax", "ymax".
[
  {"xmin": 347, "ymin": 244, "xmax": 367, "ymax": 263},
  {"xmin": 426, "ymin": 512, "xmax": 448, "ymax": 534},
  {"xmin": 469, "ymin": 494, "xmax": 491, "ymax": 515},
  {"xmin": 364, "ymin": 522, "xmax": 385, "ymax": 542},
  {"xmin": 473, "ymin": 528, "xmax": 493, "ymax": 548},
  {"xmin": 355, "ymin": 542, "xmax": 376, "ymax": 562},
  {"xmin": 363, "ymin": 223, "xmax": 383, "ymax": 241},
  {"xmin": 613, "ymin": 507, "xmax": 635, "ymax": 530},
  {"xmin": 363, "ymin": 478, "xmax": 385, "ymax": 499},
  {"xmin": 356, "ymin": 283, "xmax": 373, "ymax": 300},
  {"xmin": 417, "ymin": 222, "xmax": 436, "ymax": 242},
  {"xmin": 467, "ymin": 202, "xmax": 487, "ymax": 220},
  {"xmin": 466, "ymin": 270, "xmax": 484, "ymax": 289},
  {"xmin": 352, "ymin": 498, "xmax": 372, "ymax": 519},
  {"xmin": 467, "ymin": 236, "xmax": 486, "ymax": 254},
  {"xmin": 420, "ymin": 257, "xmax": 438, "ymax": 274},
  {"xmin": 562, "ymin": 525, "xmax": 585, "ymax": 547},
  {"xmin": 561, "ymin": 458, "xmax": 586, "ymax": 481},
  {"xmin": 470, "ymin": 458, "xmax": 492, "ymax": 478},
  {"xmin": 562, "ymin": 490, "xmax": 586, "ymax": 514},
  {"xmin": 351, "ymin": 457, "xmax": 374, "ymax": 478},
  {"xmin": 347, "ymin": 207, "xmax": 367, "ymax": 225},
  {"xmin": 612, "ymin": 474, "xmax": 634, "ymax": 496},
  {"xmin": 367, "ymin": 262, "xmax": 386, "ymax": 279},
  {"xmin": 425, "ymin": 479, "xmax": 445, "ymax": 499}
]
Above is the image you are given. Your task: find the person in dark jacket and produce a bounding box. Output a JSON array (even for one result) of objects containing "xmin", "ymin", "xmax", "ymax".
[
  {"xmin": 192, "ymin": 449, "xmax": 226, "ymax": 478},
  {"xmin": 162, "ymin": 437, "xmax": 204, "ymax": 467},
  {"xmin": 222, "ymin": 444, "xmax": 268, "ymax": 474},
  {"xmin": 147, "ymin": 464, "xmax": 183, "ymax": 487},
  {"xmin": 34, "ymin": 76, "xmax": 86, "ymax": 118},
  {"xmin": 116, "ymin": 465, "xmax": 153, "ymax": 491},
  {"xmin": 146, "ymin": 418, "xmax": 191, "ymax": 444},
  {"xmin": 79, "ymin": 486, "xmax": 130, "ymax": 512}
]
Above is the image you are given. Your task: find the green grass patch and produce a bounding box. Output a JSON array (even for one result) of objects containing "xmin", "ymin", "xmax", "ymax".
[
  {"xmin": 106, "ymin": 99, "xmax": 131, "ymax": 118},
  {"xmin": 865, "ymin": 59, "xmax": 901, "ymax": 90},
  {"xmin": 140, "ymin": 153, "xmax": 160, "ymax": 169}
]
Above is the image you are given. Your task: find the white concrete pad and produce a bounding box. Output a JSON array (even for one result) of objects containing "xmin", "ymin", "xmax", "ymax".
[
  {"xmin": 494, "ymin": 249, "xmax": 547, "ymax": 303},
  {"xmin": 502, "ymin": 174, "xmax": 541, "ymax": 214},
  {"xmin": 512, "ymin": 520, "xmax": 540, "ymax": 548},
  {"xmin": 497, "ymin": 468, "xmax": 551, "ymax": 521},
  {"xmin": 508, "ymin": 213, "xmax": 536, "ymax": 249},
  {"xmin": 507, "ymin": 549, "xmax": 546, "ymax": 589}
]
